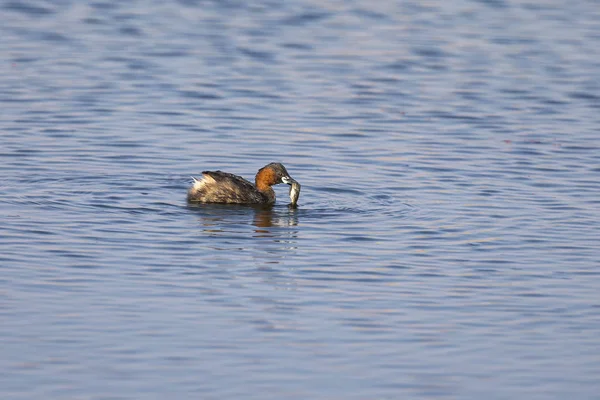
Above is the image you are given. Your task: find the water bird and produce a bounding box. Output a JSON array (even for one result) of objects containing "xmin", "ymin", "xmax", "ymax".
[{"xmin": 188, "ymin": 162, "xmax": 299, "ymax": 205}]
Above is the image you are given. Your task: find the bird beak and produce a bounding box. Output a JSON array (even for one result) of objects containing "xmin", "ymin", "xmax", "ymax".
[{"xmin": 282, "ymin": 176, "xmax": 295, "ymax": 185}]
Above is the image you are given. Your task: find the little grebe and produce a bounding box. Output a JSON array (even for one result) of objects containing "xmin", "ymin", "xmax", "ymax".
[{"xmin": 188, "ymin": 162, "xmax": 296, "ymax": 205}]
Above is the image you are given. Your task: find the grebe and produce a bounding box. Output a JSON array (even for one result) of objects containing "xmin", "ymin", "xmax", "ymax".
[{"xmin": 187, "ymin": 162, "xmax": 296, "ymax": 205}]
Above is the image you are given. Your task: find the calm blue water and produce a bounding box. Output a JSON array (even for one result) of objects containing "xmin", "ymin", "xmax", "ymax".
[{"xmin": 1, "ymin": 0, "xmax": 600, "ymax": 399}]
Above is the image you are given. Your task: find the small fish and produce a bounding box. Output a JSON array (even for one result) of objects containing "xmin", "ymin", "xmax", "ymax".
[{"xmin": 289, "ymin": 179, "xmax": 301, "ymax": 206}]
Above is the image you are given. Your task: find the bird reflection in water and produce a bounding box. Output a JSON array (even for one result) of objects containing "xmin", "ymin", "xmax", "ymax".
[
  {"xmin": 187, "ymin": 203, "xmax": 300, "ymax": 231},
  {"xmin": 255, "ymin": 204, "xmax": 300, "ymax": 228}
]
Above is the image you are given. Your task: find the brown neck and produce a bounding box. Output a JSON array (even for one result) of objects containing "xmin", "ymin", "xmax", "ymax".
[
  {"xmin": 256, "ymin": 179, "xmax": 271, "ymax": 192},
  {"xmin": 255, "ymin": 172, "xmax": 276, "ymax": 204},
  {"xmin": 255, "ymin": 167, "xmax": 277, "ymax": 192}
]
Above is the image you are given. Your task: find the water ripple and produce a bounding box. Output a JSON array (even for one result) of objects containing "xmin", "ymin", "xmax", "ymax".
[{"xmin": 1, "ymin": 1, "xmax": 600, "ymax": 399}]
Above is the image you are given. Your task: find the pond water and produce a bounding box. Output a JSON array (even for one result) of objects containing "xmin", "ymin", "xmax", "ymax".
[{"xmin": 1, "ymin": 0, "xmax": 599, "ymax": 399}]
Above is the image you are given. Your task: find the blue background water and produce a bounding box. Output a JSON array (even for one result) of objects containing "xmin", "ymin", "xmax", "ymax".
[{"xmin": 1, "ymin": 0, "xmax": 599, "ymax": 399}]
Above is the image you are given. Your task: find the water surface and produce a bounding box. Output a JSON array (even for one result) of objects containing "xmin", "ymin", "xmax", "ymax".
[{"xmin": 1, "ymin": 0, "xmax": 599, "ymax": 399}]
